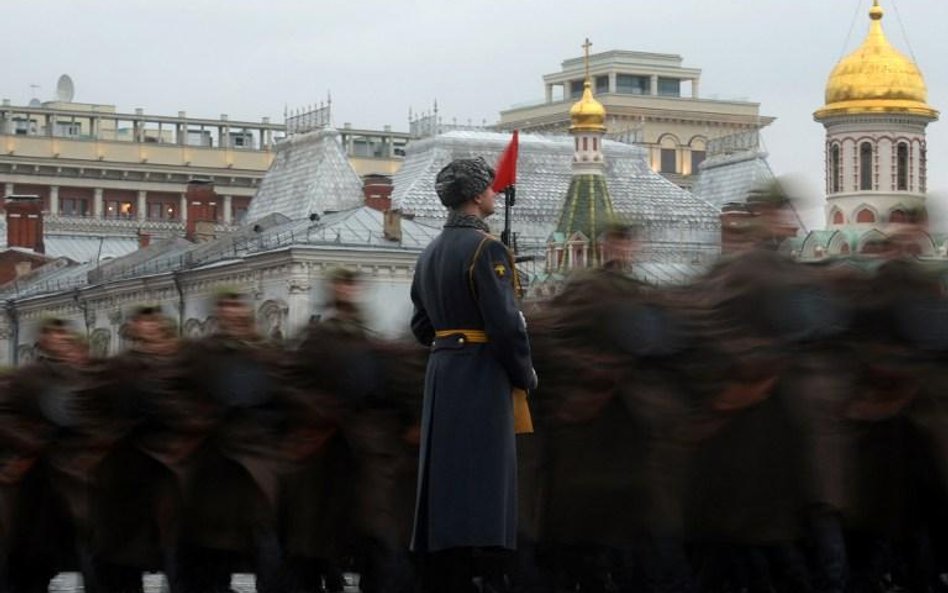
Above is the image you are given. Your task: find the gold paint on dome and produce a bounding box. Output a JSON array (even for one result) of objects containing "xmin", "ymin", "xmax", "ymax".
[
  {"xmin": 570, "ymin": 81, "xmax": 607, "ymax": 133},
  {"xmin": 816, "ymin": 0, "xmax": 937, "ymax": 120},
  {"xmin": 570, "ymin": 37, "xmax": 607, "ymax": 133}
]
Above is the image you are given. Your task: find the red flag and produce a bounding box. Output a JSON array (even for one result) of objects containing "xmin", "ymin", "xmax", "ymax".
[{"xmin": 492, "ymin": 129, "xmax": 519, "ymax": 193}]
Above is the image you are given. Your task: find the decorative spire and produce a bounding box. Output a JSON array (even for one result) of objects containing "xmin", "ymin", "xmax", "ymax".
[
  {"xmin": 814, "ymin": 0, "xmax": 936, "ymax": 120},
  {"xmin": 582, "ymin": 37, "xmax": 593, "ymax": 84},
  {"xmin": 569, "ymin": 38, "xmax": 607, "ymax": 133}
]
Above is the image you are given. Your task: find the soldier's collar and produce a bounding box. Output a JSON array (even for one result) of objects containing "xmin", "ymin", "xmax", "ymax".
[{"xmin": 444, "ymin": 212, "xmax": 490, "ymax": 233}]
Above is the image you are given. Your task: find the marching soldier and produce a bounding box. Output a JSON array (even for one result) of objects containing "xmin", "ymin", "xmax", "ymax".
[
  {"xmin": 88, "ymin": 306, "xmax": 189, "ymax": 593},
  {"xmin": 177, "ymin": 292, "xmax": 289, "ymax": 593}
]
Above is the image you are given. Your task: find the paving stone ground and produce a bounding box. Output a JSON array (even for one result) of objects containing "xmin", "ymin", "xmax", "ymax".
[
  {"xmin": 49, "ymin": 573, "xmax": 257, "ymax": 592},
  {"xmin": 48, "ymin": 572, "xmax": 361, "ymax": 592}
]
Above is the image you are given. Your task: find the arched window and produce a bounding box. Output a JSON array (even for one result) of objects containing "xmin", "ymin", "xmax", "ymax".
[
  {"xmin": 890, "ymin": 209, "xmax": 907, "ymax": 224},
  {"xmin": 897, "ymin": 142, "xmax": 908, "ymax": 191},
  {"xmin": 592, "ymin": 137, "xmax": 598, "ymax": 151},
  {"xmin": 832, "ymin": 209, "xmax": 844, "ymax": 225},
  {"xmin": 856, "ymin": 208, "xmax": 876, "ymax": 224},
  {"xmin": 831, "ymin": 144, "xmax": 841, "ymax": 193},
  {"xmin": 840, "ymin": 243, "xmax": 850, "ymax": 255},
  {"xmin": 860, "ymin": 142, "xmax": 873, "ymax": 191},
  {"xmin": 582, "ymin": 137, "xmax": 588, "ymax": 151},
  {"xmin": 575, "ymin": 138, "xmax": 579, "ymax": 151}
]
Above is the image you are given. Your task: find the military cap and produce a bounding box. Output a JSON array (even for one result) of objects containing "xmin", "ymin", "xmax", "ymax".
[
  {"xmin": 327, "ymin": 267, "xmax": 361, "ymax": 284},
  {"xmin": 131, "ymin": 304, "xmax": 163, "ymax": 317},
  {"xmin": 40, "ymin": 317, "xmax": 72, "ymax": 333},
  {"xmin": 434, "ymin": 157, "xmax": 495, "ymax": 208},
  {"xmin": 213, "ymin": 286, "xmax": 246, "ymax": 303}
]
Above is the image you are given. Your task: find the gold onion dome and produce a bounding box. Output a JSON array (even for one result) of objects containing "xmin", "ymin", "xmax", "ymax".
[
  {"xmin": 816, "ymin": 0, "xmax": 937, "ymax": 120},
  {"xmin": 570, "ymin": 80, "xmax": 607, "ymax": 132}
]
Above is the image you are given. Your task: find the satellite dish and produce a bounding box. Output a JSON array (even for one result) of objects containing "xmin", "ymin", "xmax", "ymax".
[{"xmin": 56, "ymin": 74, "xmax": 75, "ymax": 102}]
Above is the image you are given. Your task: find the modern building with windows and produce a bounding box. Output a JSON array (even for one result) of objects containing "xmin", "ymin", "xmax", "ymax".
[
  {"xmin": 497, "ymin": 48, "xmax": 774, "ymax": 189},
  {"xmin": 0, "ymin": 79, "xmax": 411, "ymax": 256}
]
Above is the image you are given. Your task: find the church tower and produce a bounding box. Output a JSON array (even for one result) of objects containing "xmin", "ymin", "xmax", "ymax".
[
  {"xmin": 546, "ymin": 39, "xmax": 617, "ymax": 273},
  {"xmin": 815, "ymin": 0, "xmax": 938, "ymax": 232}
]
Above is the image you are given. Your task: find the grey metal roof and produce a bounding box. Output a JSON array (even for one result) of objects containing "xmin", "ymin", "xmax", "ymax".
[
  {"xmin": 691, "ymin": 148, "xmax": 776, "ymax": 210},
  {"xmin": 247, "ymin": 127, "xmax": 365, "ymax": 223},
  {"xmin": 2, "ymin": 260, "xmax": 98, "ymax": 299},
  {"xmin": 0, "ymin": 220, "xmax": 140, "ymax": 264},
  {"xmin": 4, "ymin": 206, "xmax": 438, "ymax": 301},
  {"xmin": 391, "ymin": 131, "xmax": 721, "ymax": 262},
  {"xmin": 264, "ymin": 207, "xmax": 440, "ymax": 250},
  {"xmin": 44, "ymin": 235, "xmax": 140, "ymax": 263}
]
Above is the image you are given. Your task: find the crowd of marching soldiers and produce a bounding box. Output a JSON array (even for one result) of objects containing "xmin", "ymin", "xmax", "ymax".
[{"xmin": 1, "ymin": 241, "xmax": 948, "ymax": 593}]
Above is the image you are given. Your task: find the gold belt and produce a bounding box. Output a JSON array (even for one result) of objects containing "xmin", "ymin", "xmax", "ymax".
[
  {"xmin": 432, "ymin": 328, "xmax": 534, "ymax": 435},
  {"xmin": 434, "ymin": 329, "xmax": 488, "ymax": 343}
]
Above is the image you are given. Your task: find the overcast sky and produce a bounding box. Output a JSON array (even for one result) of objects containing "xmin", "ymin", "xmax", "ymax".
[{"xmin": 4, "ymin": 0, "xmax": 947, "ymax": 229}]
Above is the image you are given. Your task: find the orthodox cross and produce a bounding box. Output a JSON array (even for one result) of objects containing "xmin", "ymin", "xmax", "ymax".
[{"xmin": 582, "ymin": 38, "xmax": 593, "ymax": 83}]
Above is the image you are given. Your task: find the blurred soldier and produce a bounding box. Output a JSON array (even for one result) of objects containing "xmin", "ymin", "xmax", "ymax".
[
  {"xmin": 4, "ymin": 319, "xmax": 96, "ymax": 593},
  {"xmin": 601, "ymin": 222, "xmax": 639, "ymax": 273},
  {"xmin": 410, "ymin": 157, "xmax": 537, "ymax": 592},
  {"xmin": 320, "ymin": 267, "xmax": 369, "ymax": 337},
  {"xmin": 89, "ymin": 306, "xmax": 188, "ymax": 593},
  {"xmin": 286, "ymin": 267, "xmax": 413, "ymax": 593},
  {"xmin": 177, "ymin": 292, "xmax": 288, "ymax": 593}
]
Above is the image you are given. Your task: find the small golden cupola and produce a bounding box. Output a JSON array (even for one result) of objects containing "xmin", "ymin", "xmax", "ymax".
[
  {"xmin": 570, "ymin": 39, "xmax": 607, "ymax": 133},
  {"xmin": 815, "ymin": 0, "xmax": 937, "ymax": 120}
]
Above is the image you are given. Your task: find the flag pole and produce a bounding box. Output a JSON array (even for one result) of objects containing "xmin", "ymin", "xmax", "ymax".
[{"xmin": 502, "ymin": 185, "xmax": 516, "ymax": 250}]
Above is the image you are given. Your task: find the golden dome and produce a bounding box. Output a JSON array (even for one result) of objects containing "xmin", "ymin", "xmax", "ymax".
[
  {"xmin": 815, "ymin": 0, "xmax": 937, "ymax": 120},
  {"xmin": 570, "ymin": 80, "xmax": 607, "ymax": 133}
]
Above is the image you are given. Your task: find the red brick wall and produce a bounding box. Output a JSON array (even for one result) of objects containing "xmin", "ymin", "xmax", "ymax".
[
  {"xmin": 10, "ymin": 184, "xmax": 50, "ymax": 211},
  {"xmin": 5, "ymin": 197, "xmax": 45, "ymax": 254},
  {"xmin": 363, "ymin": 175, "xmax": 393, "ymax": 212},
  {"xmin": 185, "ymin": 181, "xmax": 218, "ymax": 240}
]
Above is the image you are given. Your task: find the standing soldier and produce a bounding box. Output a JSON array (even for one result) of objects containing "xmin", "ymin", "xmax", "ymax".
[{"xmin": 409, "ymin": 157, "xmax": 537, "ymax": 592}]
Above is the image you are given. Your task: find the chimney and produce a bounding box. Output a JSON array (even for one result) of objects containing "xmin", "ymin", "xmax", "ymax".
[
  {"xmin": 184, "ymin": 178, "xmax": 218, "ymax": 242},
  {"xmin": 5, "ymin": 195, "xmax": 45, "ymax": 254},
  {"xmin": 383, "ymin": 209, "xmax": 402, "ymax": 242},
  {"xmin": 13, "ymin": 261, "xmax": 34, "ymax": 278},
  {"xmin": 363, "ymin": 174, "xmax": 393, "ymax": 212}
]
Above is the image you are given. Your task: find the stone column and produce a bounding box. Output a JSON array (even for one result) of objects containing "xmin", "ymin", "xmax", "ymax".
[
  {"xmin": 49, "ymin": 185, "xmax": 59, "ymax": 215},
  {"xmin": 545, "ymin": 84, "xmax": 553, "ymax": 103},
  {"xmin": 692, "ymin": 78, "xmax": 700, "ymax": 99},
  {"xmin": 3, "ymin": 182, "xmax": 13, "ymax": 197},
  {"xmin": 223, "ymin": 195, "xmax": 233, "ymax": 224},
  {"xmin": 650, "ymin": 75, "xmax": 659, "ymax": 96},
  {"xmin": 93, "ymin": 188, "xmax": 104, "ymax": 218},
  {"xmin": 137, "ymin": 190, "xmax": 147, "ymax": 221},
  {"xmin": 609, "ymin": 72, "xmax": 617, "ymax": 94},
  {"xmin": 180, "ymin": 193, "xmax": 188, "ymax": 222}
]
